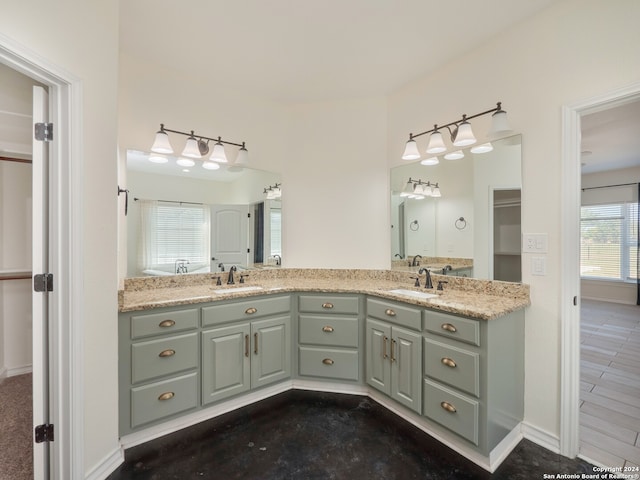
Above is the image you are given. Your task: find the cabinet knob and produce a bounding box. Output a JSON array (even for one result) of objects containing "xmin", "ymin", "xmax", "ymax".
[
  {"xmin": 158, "ymin": 319, "xmax": 176, "ymax": 328},
  {"xmin": 321, "ymin": 302, "xmax": 334, "ymax": 309},
  {"xmin": 322, "ymin": 326, "xmax": 334, "ymax": 333},
  {"xmin": 385, "ymin": 308, "xmax": 396, "ymax": 317},
  {"xmin": 322, "ymin": 358, "xmax": 334, "ymax": 365},
  {"xmin": 245, "ymin": 307, "xmax": 257, "ymax": 315},
  {"xmin": 441, "ymin": 323, "xmax": 457, "ymax": 333},
  {"xmin": 441, "ymin": 357, "xmax": 457, "ymax": 368},
  {"xmin": 158, "ymin": 392, "xmax": 175, "ymax": 401},
  {"xmin": 440, "ymin": 401, "xmax": 457, "ymax": 413},
  {"xmin": 158, "ymin": 349, "xmax": 176, "ymax": 358}
]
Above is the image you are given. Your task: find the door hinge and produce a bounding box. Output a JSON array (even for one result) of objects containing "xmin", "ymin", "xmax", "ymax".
[
  {"xmin": 34, "ymin": 122, "xmax": 54, "ymax": 142},
  {"xmin": 34, "ymin": 273, "xmax": 53, "ymax": 292},
  {"xmin": 35, "ymin": 424, "xmax": 54, "ymax": 443}
]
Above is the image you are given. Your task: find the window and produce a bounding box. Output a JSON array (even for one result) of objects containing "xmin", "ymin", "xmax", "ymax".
[
  {"xmin": 139, "ymin": 200, "xmax": 210, "ymax": 273},
  {"xmin": 580, "ymin": 202, "xmax": 638, "ymax": 281},
  {"xmin": 270, "ymin": 209, "xmax": 282, "ymax": 256}
]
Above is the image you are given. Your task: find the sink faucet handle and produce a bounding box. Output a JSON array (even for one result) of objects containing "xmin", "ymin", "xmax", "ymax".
[
  {"xmin": 239, "ymin": 274, "xmax": 249, "ymax": 284},
  {"xmin": 212, "ymin": 275, "xmax": 222, "ymax": 286},
  {"xmin": 410, "ymin": 276, "xmax": 420, "ymax": 287},
  {"xmin": 437, "ymin": 280, "xmax": 449, "ymax": 291}
]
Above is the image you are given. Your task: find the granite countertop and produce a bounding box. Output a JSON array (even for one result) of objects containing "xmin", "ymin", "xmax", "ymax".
[{"xmin": 119, "ymin": 269, "xmax": 530, "ymax": 321}]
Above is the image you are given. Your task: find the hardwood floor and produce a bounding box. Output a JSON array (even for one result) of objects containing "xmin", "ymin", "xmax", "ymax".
[{"xmin": 580, "ymin": 299, "xmax": 640, "ymax": 470}]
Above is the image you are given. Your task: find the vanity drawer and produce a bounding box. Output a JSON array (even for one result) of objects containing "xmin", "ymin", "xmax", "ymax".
[
  {"xmin": 202, "ymin": 295, "xmax": 290, "ymax": 327},
  {"xmin": 131, "ymin": 332, "xmax": 198, "ymax": 384},
  {"xmin": 367, "ymin": 298, "xmax": 421, "ymax": 331},
  {"xmin": 298, "ymin": 346, "xmax": 359, "ymax": 381},
  {"xmin": 424, "ymin": 338, "xmax": 479, "ymax": 397},
  {"xmin": 298, "ymin": 295, "xmax": 360, "ymax": 315},
  {"xmin": 130, "ymin": 372, "xmax": 198, "ymax": 428},
  {"xmin": 423, "ymin": 311, "xmax": 480, "ymax": 346},
  {"xmin": 299, "ymin": 314, "xmax": 358, "ymax": 347},
  {"xmin": 130, "ymin": 308, "xmax": 199, "ymax": 340},
  {"xmin": 423, "ymin": 378, "xmax": 479, "ymax": 445}
]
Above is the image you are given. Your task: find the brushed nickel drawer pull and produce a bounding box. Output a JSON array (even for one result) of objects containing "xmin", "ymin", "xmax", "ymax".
[
  {"xmin": 385, "ymin": 308, "xmax": 396, "ymax": 317},
  {"xmin": 254, "ymin": 332, "xmax": 258, "ymax": 355},
  {"xmin": 158, "ymin": 349, "xmax": 176, "ymax": 358},
  {"xmin": 440, "ymin": 401, "xmax": 457, "ymax": 413},
  {"xmin": 322, "ymin": 302, "xmax": 334, "ymax": 309},
  {"xmin": 159, "ymin": 319, "xmax": 175, "ymax": 328},
  {"xmin": 441, "ymin": 357, "xmax": 457, "ymax": 368},
  {"xmin": 383, "ymin": 335, "xmax": 388, "ymax": 359},
  {"xmin": 245, "ymin": 334, "xmax": 250, "ymax": 357},
  {"xmin": 441, "ymin": 323, "xmax": 457, "ymax": 333},
  {"xmin": 322, "ymin": 358, "xmax": 334, "ymax": 365},
  {"xmin": 158, "ymin": 392, "xmax": 175, "ymax": 401},
  {"xmin": 245, "ymin": 307, "xmax": 257, "ymax": 315},
  {"xmin": 322, "ymin": 326, "xmax": 334, "ymax": 333},
  {"xmin": 390, "ymin": 338, "xmax": 397, "ymax": 362}
]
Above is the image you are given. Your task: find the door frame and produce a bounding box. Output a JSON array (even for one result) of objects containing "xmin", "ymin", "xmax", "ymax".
[
  {"xmin": 0, "ymin": 34, "xmax": 84, "ymax": 478},
  {"xmin": 560, "ymin": 81, "xmax": 640, "ymax": 458}
]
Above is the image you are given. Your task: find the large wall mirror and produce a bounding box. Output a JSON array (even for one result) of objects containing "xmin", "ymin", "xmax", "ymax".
[
  {"xmin": 125, "ymin": 149, "xmax": 282, "ymax": 278},
  {"xmin": 390, "ymin": 134, "xmax": 522, "ymax": 281}
]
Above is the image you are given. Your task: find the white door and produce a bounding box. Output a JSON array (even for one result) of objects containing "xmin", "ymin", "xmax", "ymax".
[
  {"xmin": 32, "ymin": 85, "xmax": 50, "ymax": 479},
  {"xmin": 211, "ymin": 205, "xmax": 250, "ymax": 269}
]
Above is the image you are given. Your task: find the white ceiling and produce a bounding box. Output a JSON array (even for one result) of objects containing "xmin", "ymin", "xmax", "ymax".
[
  {"xmin": 581, "ymin": 99, "xmax": 640, "ymax": 174},
  {"xmin": 119, "ymin": 0, "xmax": 560, "ymax": 104}
]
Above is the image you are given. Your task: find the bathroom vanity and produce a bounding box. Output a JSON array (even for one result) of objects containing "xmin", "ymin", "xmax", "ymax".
[{"xmin": 118, "ymin": 269, "xmax": 528, "ymax": 471}]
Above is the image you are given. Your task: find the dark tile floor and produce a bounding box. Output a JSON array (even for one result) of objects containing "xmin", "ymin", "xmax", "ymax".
[{"xmin": 108, "ymin": 391, "xmax": 594, "ymax": 480}]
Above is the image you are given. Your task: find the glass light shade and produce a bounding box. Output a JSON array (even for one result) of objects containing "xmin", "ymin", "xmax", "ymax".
[
  {"xmin": 202, "ymin": 160, "xmax": 220, "ymax": 170},
  {"xmin": 210, "ymin": 142, "xmax": 228, "ymax": 163},
  {"xmin": 453, "ymin": 121, "xmax": 476, "ymax": 147},
  {"xmin": 420, "ymin": 156, "xmax": 439, "ymax": 166},
  {"xmin": 272, "ymin": 186, "xmax": 281, "ymax": 198},
  {"xmin": 423, "ymin": 184, "xmax": 433, "ymax": 196},
  {"xmin": 488, "ymin": 110, "xmax": 512, "ymax": 139},
  {"xmin": 148, "ymin": 154, "xmax": 168, "ymax": 163},
  {"xmin": 151, "ymin": 130, "xmax": 173, "ymax": 154},
  {"xmin": 426, "ymin": 131, "xmax": 446, "ymax": 154},
  {"xmin": 431, "ymin": 186, "xmax": 441, "ymax": 197},
  {"xmin": 176, "ymin": 157, "xmax": 195, "ymax": 167},
  {"xmin": 470, "ymin": 142, "xmax": 493, "ymax": 154},
  {"xmin": 181, "ymin": 136, "xmax": 202, "ymax": 158},
  {"xmin": 401, "ymin": 139, "xmax": 420, "ymax": 160},
  {"xmin": 400, "ymin": 181, "xmax": 413, "ymax": 197},
  {"xmin": 444, "ymin": 150, "xmax": 464, "ymax": 160},
  {"xmin": 235, "ymin": 146, "xmax": 249, "ymax": 165},
  {"xmin": 413, "ymin": 183, "xmax": 424, "ymax": 195}
]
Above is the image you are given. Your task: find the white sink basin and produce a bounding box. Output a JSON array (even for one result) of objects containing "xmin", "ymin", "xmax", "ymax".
[
  {"xmin": 387, "ymin": 289, "xmax": 438, "ymax": 300},
  {"xmin": 212, "ymin": 286, "xmax": 263, "ymax": 294}
]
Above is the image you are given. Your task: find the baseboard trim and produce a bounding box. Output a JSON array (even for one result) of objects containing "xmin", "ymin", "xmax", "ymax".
[
  {"xmin": 6, "ymin": 364, "xmax": 32, "ymax": 377},
  {"xmin": 521, "ymin": 421, "xmax": 560, "ymax": 453},
  {"xmin": 581, "ymin": 295, "xmax": 637, "ymax": 306},
  {"xmin": 84, "ymin": 446, "xmax": 124, "ymax": 480}
]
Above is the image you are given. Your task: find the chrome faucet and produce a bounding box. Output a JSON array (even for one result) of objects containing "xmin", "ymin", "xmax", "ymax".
[
  {"xmin": 273, "ymin": 254, "xmax": 281, "ymax": 266},
  {"xmin": 411, "ymin": 255, "xmax": 422, "ymax": 267},
  {"xmin": 227, "ymin": 265, "xmax": 237, "ymax": 285},
  {"xmin": 418, "ymin": 267, "xmax": 433, "ymax": 289}
]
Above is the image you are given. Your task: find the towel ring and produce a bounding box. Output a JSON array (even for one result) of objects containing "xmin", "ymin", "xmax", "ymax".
[
  {"xmin": 409, "ymin": 220, "xmax": 419, "ymax": 231},
  {"xmin": 455, "ymin": 217, "xmax": 467, "ymax": 230}
]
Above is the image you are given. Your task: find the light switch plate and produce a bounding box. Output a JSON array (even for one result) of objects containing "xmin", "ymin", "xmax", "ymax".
[
  {"xmin": 523, "ymin": 233, "xmax": 548, "ymax": 253},
  {"xmin": 532, "ymin": 256, "xmax": 547, "ymax": 276}
]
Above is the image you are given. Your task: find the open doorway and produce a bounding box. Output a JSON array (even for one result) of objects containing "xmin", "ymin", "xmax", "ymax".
[{"xmin": 578, "ymin": 99, "xmax": 640, "ymax": 468}]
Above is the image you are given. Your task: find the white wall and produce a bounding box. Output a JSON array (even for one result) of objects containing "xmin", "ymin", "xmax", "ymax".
[
  {"xmin": 581, "ymin": 166, "xmax": 640, "ymax": 305},
  {"xmin": 284, "ymin": 96, "xmax": 389, "ymax": 269},
  {"xmin": 388, "ymin": 0, "xmax": 640, "ymax": 441},
  {"xmin": 0, "ymin": 2, "xmax": 120, "ymax": 476}
]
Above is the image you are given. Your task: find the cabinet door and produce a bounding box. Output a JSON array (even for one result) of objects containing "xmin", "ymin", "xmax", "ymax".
[
  {"xmin": 365, "ymin": 318, "xmax": 391, "ymax": 395},
  {"xmin": 391, "ymin": 326, "xmax": 422, "ymax": 414},
  {"xmin": 202, "ymin": 323, "xmax": 251, "ymax": 405},
  {"xmin": 251, "ymin": 316, "xmax": 291, "ymax": 389}
]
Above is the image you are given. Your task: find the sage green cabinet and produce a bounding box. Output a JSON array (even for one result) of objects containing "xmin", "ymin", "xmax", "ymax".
[
  {"xmin": 422, "ymin": 308, "xmax": 524, "ymax": 454},
  {"xmin": 365, "ymin": 298, "xmax": 422, "ymax": 414},
  {"xmin": 297, "ymin": 294, "xmax": 362, "ymax": 383},
  {"xmin": 202, "ymin": 315, "xmax": 291, "ymax": 405}
]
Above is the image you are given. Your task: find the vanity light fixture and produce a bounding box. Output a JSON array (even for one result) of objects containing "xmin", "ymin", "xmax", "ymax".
[
  {"xmin": 400, "ymin": 177, "xmax": 441, "ymax": 199},
  {"xmin": 444, "ymin": 150, "xmax": 464, "ymax": 160},
  {"xmin": 470, "ymin": 142, "xmax": 494, "ymax": 154},
  {"xmin": 176, "ymin": 157, "xmax": 195, "ymax": 167},
  {"xmin": 401, "ymin": 102, "xmax": 510, "ymax": 161},
  {"xmin": 421, "ymin": 156, "xmax": 440, "ymax": 166},
  {"xmin": 264, "ymin": 183, "xmax": 282, "ymax": 199},
  {"xmin": 151, "ymin": 124, "xmax": 249, "ymax": 167}
]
